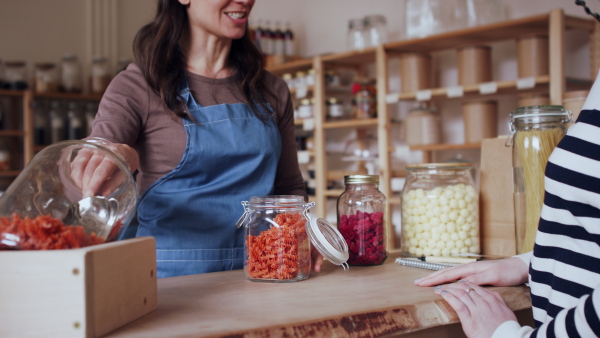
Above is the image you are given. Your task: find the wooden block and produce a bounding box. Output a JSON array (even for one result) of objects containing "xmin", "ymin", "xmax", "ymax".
[
  {"xmin": 479, "ymin": 138, "xmax": 517, "ymax": 257},
  {"xmin": 0, "ymin": 237, "xmax": 157, "ymax": 338}
]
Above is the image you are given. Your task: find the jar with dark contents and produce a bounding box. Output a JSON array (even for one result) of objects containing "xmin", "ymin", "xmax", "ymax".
[
  {"xmin": 337, "ymin": 175, "xmax": 388, "ymax": 265},
  {"xmin": 237, "ymin": 195, "xmax": 349, "ymax": 282}
]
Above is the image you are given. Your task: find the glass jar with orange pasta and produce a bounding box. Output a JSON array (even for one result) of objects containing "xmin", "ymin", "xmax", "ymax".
[{"xmin": 236, "ymin": 195, "xmax": 349, "ymax": 283}]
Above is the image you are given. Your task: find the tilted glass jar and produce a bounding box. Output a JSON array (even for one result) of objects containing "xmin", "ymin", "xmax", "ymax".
[
  {"xmin": 237, "ymin": 195, "xmax": 348, "ymax": 283},
  {"xmin": 0, "ymin": 138, "xmax": 138, "ymax": 250},
  {"xmin": 337, "ymin": 175, "xmax": 388, "ymax": 265},
  {"xmin": 401, "ymin": 163, "xmax": 479, "ymax": 258},
  {"xmin": 508, "ymin": 105, "xmax": 572, "ymax": 254}
]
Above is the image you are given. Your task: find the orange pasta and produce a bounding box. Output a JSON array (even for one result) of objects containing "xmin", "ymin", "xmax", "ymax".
[
  {"xmin": 0, "ymin": 213, "xmax": 105, "ymax": 250},
  {"xmin": 245, "ymin": 213, "xmax": 308, "ymax": 280}
]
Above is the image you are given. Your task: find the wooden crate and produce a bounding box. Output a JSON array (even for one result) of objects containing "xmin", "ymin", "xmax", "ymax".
[{"xmin": 0, "ymin": 237, "xmax": 157, "ymax": 338}]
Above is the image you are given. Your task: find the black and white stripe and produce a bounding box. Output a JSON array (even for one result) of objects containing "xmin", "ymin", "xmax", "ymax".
[{"xmin": 527, "ymin": 109, "xmax": 600, "ymax": 336}]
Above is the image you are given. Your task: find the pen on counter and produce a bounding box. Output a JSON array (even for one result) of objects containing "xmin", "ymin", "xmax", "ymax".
[
  {"xmin": 395, "ymin": 258, "xmax": 455, "ymax": 271},
  {"xmin": 418, "ymin": 256, "xmax": 478, "ymax": 264}
]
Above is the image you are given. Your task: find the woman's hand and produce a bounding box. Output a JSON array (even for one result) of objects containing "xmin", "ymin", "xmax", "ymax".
[
  {"xmin": 311, "ymin": 247, "xmax": 324, "ymax": 272},
  {"xmin": 436, "ymin": 280, "xmax": 518, "ymax": 338},
  {"xmin": 414, "ymin": 257, "xmax": 529, "ymax": 287},
  {"xmin": 70, "ymin": 142, "xmax": 139, "ymax": 197}
]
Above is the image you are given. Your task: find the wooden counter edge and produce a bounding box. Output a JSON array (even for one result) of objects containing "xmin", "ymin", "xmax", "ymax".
[{"xmin": 216, "ymin": 285, "xmax": 532, "ymax": 338}]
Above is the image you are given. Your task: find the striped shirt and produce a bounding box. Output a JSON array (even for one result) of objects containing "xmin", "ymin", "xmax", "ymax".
[{"xmin": 494, "ymin": 105, "xmax": 600, "ymax": 337}]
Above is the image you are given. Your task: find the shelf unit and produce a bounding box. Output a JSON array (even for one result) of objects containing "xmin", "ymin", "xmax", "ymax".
[
  {"xmin": 268, "ymin": 9, "xmax": 597, "ymax": 252},
  {"xmin": 0, "ymin": 89, "xmax": 103, "ymax": 190}
]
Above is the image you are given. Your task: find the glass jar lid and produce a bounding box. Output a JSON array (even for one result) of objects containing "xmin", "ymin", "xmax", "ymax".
[
  {"xmin": 406, "ymin": 162, "xmax": 473, "ymax": 170},
  {"xmin": 307, "ymin": 217, "xmax": 349, "ymax": 270},
  {"xmin": 509, "ymin": 105, "xmax": 573, "ymax": 128},
  {"xmin": 344, "ymin": 175, "xmax": 379, "ymax": 184}
]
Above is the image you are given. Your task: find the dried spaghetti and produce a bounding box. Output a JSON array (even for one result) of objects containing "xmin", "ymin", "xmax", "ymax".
[
  {"xmin": 0, "ymin": 213, "xmax": 105, "ymax": 250},
  {"xmin": 515, "ymin": 127, "xmax": 565, "ymax": 253},
  {"xmin": 245, "ymin": 213, "xmax": 309, "ymax": 280}
]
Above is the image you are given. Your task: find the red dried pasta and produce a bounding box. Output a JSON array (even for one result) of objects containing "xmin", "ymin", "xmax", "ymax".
[
  {"xmin": 0, "ymin": 213, "xmax": 105, "ymax": 250},
  {"xmin": 245, "ymin": 213, "xmax": 309, "ymax": 280}
]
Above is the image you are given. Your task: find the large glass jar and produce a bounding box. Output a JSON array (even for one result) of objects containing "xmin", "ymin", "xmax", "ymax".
[
  {"xmin": 508, "ymin": 105, "xmax": 572, "ymax": 254},
  {"xmin": 337, "ymin": 175, "xmax": 388, "ymax": 265},
  {"xmin": 364, "ymin": 14, "xmax": 388, "ymax": 47},
  {"xmin": 60, "ymin": 54, "xmax": 82, "ymax": 93},
  {"xmin": 4, "ymin": 61, "xmax": 28, "ymax": 90},
  {"xmin": 237, "ymin": 195, "xmax": 348, "ymax": 283},
  {"xmin": 34, "ymin": 62, "xmax": 59, "ymax": 93},
  {"xmin": 0, "ymin": 138, "xmax": 138, "ymax": 250},
  {"xmin": 401, "ymin": 163, "xmax": 479, "ymax": 258},
  {"xmin": 347, "ymin": 18, "xmax": 367, "ymax": 51},
  {"xmin": 90, "ymin": 56, "xmax": 110, "ymax": 94}
]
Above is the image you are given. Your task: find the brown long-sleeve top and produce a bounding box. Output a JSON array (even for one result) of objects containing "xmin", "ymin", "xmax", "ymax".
[{"xmin": 90, "ymin": 63, "xmax": 306, "ymax": 199}]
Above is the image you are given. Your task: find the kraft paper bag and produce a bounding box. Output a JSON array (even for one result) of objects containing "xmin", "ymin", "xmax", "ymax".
[{"xmin": 479, "ymin": 137, "xmax": 516, "ymax": 257}]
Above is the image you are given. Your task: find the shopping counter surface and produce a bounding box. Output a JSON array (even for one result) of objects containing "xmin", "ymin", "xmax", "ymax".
[{"xmin": 107, "ymin": 253, "xmax": 533, "ymax": 337}]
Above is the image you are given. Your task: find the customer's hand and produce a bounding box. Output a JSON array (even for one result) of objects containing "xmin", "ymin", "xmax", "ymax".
[
  {"xmin": 414, "ymin": 257, "xmax": 529, "ymax": 287},
  {"xmin": 436, "ymin": 280, "xmax": 518, "ymax": 338},
  {"xmin": 70, "ymin": 141, "xmax": 139, "ymax": 197}
]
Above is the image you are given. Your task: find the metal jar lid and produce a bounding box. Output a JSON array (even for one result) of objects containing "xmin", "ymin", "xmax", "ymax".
[{"xmin": 344, "ymin": 175, "xmax": 379, "ymax": 184}]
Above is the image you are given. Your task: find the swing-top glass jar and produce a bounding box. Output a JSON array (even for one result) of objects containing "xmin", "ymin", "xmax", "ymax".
[
  {"xmin": 401, "ymin": 163, "xmax": 479, "ymax": 258},
  {"xmin": 0, "ymin": 138, "xmax": 138, "ymax": 250},
  {"xmin": 237, "ymin": 195, "xmax": 348, "ymax": 283},
  {"xmin": 508, "ymin": 105, "xmax": 572, "ymax": 254},
  {"xmin": 337, "ymin": 175, "xmax": 388, "ymax": 265}
]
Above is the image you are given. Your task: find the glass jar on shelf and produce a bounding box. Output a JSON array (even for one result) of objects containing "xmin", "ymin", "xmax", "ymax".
[
  {"xmin": 508, "ymin": 105, "xmax": 572, "ymax": 254},
  {"xmin": 49, "ymin": 101, "xmax": 66, "ymax": 144},
  {"xmin": 34, "ymin": 62, "xmax": 58, "ymax": 93},
  {"xmin": 351, "ymin": 78, "xmax": 377, "ymax": 119},
  {"xmin": 326, "ymin": 97, "xmax": 345, "ymax": 121},
  {"xmin": 32, "ymin": 100, "xmax": 49, "ymax": 145},
  {"xmin": 401, "ymin": 163, "xmax": 480, "ymax": 258},
  {"xmin": 236, "ymin": 195, "xmax": 348, "ymax": 282},
  {"xmin": 4, "ymin": 61, "xmax": 28, "ymax": 90},
  {"xmin": 297, "ymin": 98, "xmax": 313, "ymax": 119},
  {"xmin": 90, "ymin": 56, "xmax": 110, "ymax": 94},
  {"xmin": 364, "ymin": 14, "xmax": 388, "ymax": 46},
  {"xmin": 347, "ymin": 18, "xmax": 368, "ymax": 51},
  {"xmin": 337, "ymin": 175, "xmax": 388, "ymax": 266},
  {"xmin": 282, "ymin": 73, "xmax": 294, "ymax": 90},
  {"xmin": 60, "ymin": 54, "xmax": 82, "ymax": 93},
  {"xmin": 0, "ymin": 139, "xmax": 9, "ymax": 172}
]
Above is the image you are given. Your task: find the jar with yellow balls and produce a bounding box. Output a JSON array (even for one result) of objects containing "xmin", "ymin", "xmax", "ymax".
[{"xmin": 401, "ymin": 163, "xmax": 480, "ymax": 258}]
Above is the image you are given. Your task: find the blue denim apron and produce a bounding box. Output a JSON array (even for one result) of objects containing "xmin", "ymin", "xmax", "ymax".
[{"xmin": 136, "ymin": 77, "xmax": 281, "ymax": 278}]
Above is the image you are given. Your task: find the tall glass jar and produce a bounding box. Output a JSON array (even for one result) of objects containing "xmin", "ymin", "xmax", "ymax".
[
  {"xmin": 347, "ymin": 18, "xmax": 367, "ymax": 51},
  {"xmin": 91, "ymin": 56, "xmax": 110, "ymax": 94},
  {"xmin": 237, "ymin": 196, "xmax": 348, "ymax": 283},
  {"xmin": 364, "ymin": 14, "xmax": 388, "ymax": 47},
  {"xmin": 337, "ymin": 175, "xmax": 388, "ymax": 265},
  {"xmin": 60, "ymin": 54, "xmax": 82, "ymax": 93},
  {"xmin": 401, "ymin": 163, "xmax": 479, "ymax": 258},
  {"xmin": 508, "ymin": 105, "xmax": 572, "ymax": 254},
  {"xmin": 34, "ymin": 62, "xmax": 58, "ymax": 93}
]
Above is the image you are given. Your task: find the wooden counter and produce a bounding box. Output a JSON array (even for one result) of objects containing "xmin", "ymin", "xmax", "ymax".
[{"xmin": 106, "ymin": 253, "xmax": 533, "ymax": 337}]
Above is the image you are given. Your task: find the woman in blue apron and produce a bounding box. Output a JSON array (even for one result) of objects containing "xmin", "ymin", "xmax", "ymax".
[{"xmin": 74, "ymin": 0, "xmax": 322, "ymax": 277}]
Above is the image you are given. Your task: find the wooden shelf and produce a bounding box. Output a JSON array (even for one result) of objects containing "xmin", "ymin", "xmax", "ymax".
[
  {"xmin": 0, "ymin": 89, "xmax": 26, "ymax": 97},
  {"xmin": 0, "ymin": 170, "xmax": 21, "ymax": 178},
  {"xmin": 384, "ymin": 13, "xmax": 594, "ymax": 54},
  {"xmin": 408, "ymin": 143, "xmax": 482, "ymax": 152},
  {"xmin": 323, "ymin": 118, "xmax": 378, "ymax": 129},
  {"xmin": 324, "ymin": 189, "xmax": 344, "ymax": 197},
  {"xmin": 388, "ymin": 196, "xmax": 401, "ymax": 205},
  {"xmin": 385, "ymin": 76, "xmax": 593, "ymax": 103},
  {"xmin": 32, "ymin": 91, "xmax": 103, "ymax": 101},
  {"xmin": 321, "ymin": 48, "xmax": 377, "ymax": 67},
  {"xmin": 0, "ymin": 130, "xmax": 26, "ymax": 137},
  {"xmin": 266, "ymin": 58, "xmax": 313, "ymax": 75}
]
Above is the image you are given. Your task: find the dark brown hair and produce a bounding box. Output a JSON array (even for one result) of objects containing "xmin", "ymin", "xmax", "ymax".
[{"xmin": 133, "ymin": 0, "xmax": 272, "ymax": 119}]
